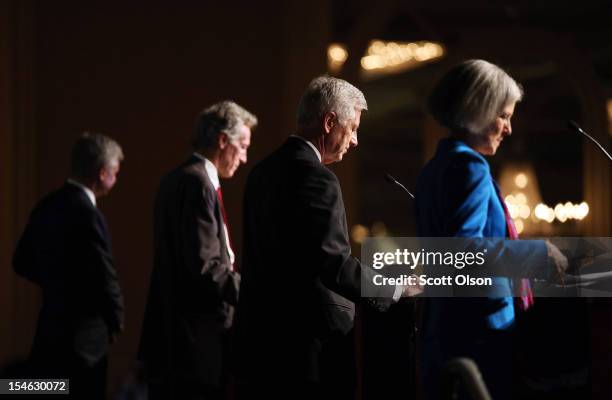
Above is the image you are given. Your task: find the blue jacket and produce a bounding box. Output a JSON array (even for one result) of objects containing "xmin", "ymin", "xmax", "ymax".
[{"xmin": 415, "ymin": 138, "xmax": 547, "ymax": 340}]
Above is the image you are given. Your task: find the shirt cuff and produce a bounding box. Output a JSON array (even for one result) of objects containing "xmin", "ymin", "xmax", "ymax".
[{"xmin": 392, "ymin": 284, "xmax": 403, "ymax": 302}]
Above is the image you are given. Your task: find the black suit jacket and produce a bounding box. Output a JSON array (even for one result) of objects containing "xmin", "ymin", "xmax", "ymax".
[
  {"xmin": 13, "ymin": 183, "xmax": 124, "ymax": 367},
  {"xmin": 139, "ymin": 155, "xmax": 240, "ymax": 385},
  {"xmin": 233, "ymin": 137, "xmax": 394, "ymax": 383}
]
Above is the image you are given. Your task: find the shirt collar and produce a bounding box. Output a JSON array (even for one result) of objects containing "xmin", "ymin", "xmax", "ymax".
[
  {"xmin": 67, "ymin": 179, "xmax": 96, "ymax": 207},
  {"xmin": 193, "ymin": 152, "xmax": 220, "ymax": 190},
  {"xmin": 290, "ymin": 135, "xmax": 322, "ymax": 163}
]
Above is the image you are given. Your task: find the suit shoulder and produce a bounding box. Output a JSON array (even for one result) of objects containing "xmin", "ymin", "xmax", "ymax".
[
  {"xmin": 419, "ymin": 144, "xmax": 489, "ymax": 183},
  {"xmin": 448, "ymin": 144, "xmax": 488, "ymax": 167},
  {"xmin": 442, "ymin": 151, "xmax": 492, "ymax": 204},
  {"xmin": 445, "ymin": 160, "xmax": 489, "ymax": 194},
  {"xmin": 246, "ymin": 149, "xmax": 340, "ymax": 205},
  {"xmin": 159, "ymin": 163, "xmax": 214, "ymax": 197},
  {"xmin": 306, "ymin": 162, "xmax": 339, "ymax": 184},
  {"xmin": 258, "ymin": 153, "xmax": 338, "ymax": 186},
  {"xmin": 40, "ymin": 185, "xmax": 96, "ymax": 214}
]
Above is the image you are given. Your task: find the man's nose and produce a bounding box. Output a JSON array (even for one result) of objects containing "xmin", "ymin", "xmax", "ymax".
[{"xmin": 350, "ymin": 133, "xmax": 358, "ymax": 147}]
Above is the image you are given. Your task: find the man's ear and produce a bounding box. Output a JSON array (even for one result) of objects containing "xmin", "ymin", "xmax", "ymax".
[
  {"xmin": 323, "ymin": 112, "xmax": 336, "ymax": 134},
  {"xmin": 90, "ymin": 167, "xmax": 106, "ymax": 194},
  {"xmin": 218, "ymin": 132, "xmax": 229, "ymax": 149},
  {"xmin": 98, "ymin": 166, "xmax": 107, "ymax": 182}
]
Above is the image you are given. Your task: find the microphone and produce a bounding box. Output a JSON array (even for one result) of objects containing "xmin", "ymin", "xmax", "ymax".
[
  {"xmin": 384, "ymin": 173, "xmax": 415, "ymax": 199},
  {"xmin": 568, "ymin": 120, "xmax": 612, "ymax": 161}
]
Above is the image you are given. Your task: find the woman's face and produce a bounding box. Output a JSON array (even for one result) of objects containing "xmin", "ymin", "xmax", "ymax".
[{"xmin": 468, "ymin": 102, "xmax": 516, "ymax": 156}]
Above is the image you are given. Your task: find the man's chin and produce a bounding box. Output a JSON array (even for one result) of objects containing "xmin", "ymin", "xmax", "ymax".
[
  {"xmin": 221, "ymin": 169, "xmax": 238, "ymax": 179},
  {"xmin": 322, "ymin": 152, "xmax": 345, "ymax": 165}
]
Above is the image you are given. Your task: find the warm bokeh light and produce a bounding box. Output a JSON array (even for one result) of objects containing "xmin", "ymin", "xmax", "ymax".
[
  {"xmin": 508, "ymin": 204, "xmax": 519, "ymax": 219},
  {"xmin": 351, "ymin": 224, "xmax": 369, "ymax": 244},
  {"xmin": 535, "ymin": 203, "xmax": 550, "ymax": 220},
  {"xmin": 514, "ymin": 173, "xmax": 528, "ymax": 189},
  {"xmin": 514, "ymin": 219, "xmax": 525, "ymax": 234},
  {"xmin": 577, "ymin": 202, "xmax": 590, "ymax": 219},
  {"xmin": 328, "ymin": 40, "xmax": 445, "ymax": 78},
  {"xmin": 327, "ymin": 43, "xmax": 348, "ymax": 73},
  {"xmin": 554, "ymin": 203, "xmax": 568, "ymax": 223},
  {"xmin": 533, "ymin": 201, "xmax": 589, "ymax": 223},
  {"xmin": 361, "ymin": 55, "xmax": 385, "ymax": 70},
  {"xmin": 499, "ymin": 164, "xmax": 544, "ymax": 235},
  {"xmin": 328, "ymin": 44, "xmax": 348, "ymax": 62},
  {"xmin": 361, "ymin": 40, "xmax": 444, "ymax": 75}
]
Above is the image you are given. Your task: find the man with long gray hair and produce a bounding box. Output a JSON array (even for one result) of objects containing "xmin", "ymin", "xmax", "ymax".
[
  {"xmin": 139, "ymin": 100, "xmax": 257, "ymax": 400},
  {"xmin": 232, "ymin": 76, "xmax": 411, "ymax": 399},
  {"xmin": 13, "ymin": 132, "xmax": 125, "ymax": 400}
]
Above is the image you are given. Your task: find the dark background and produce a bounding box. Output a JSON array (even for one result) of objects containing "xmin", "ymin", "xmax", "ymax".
[{"xmin": 1, "ymin": 0, "xmax": 611, "ymax": 398}]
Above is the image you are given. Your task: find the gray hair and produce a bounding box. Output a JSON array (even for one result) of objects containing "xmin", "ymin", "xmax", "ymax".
[
  {"xmin": 71, "ymin": 132, "xmax": 123, "ymax": 181},
  {"xmin": 428, "ymin": 59, "xmax": 523, "ymax": 135},
  {"xmin": 297, "ymin": 75, "xmax": 368, "ymax": 127},
  {"xmin": 192, "ymin": 100, "xmax": 258, "ymax": 150}
]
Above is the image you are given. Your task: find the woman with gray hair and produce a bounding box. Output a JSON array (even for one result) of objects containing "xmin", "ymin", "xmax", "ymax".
[{"xmin": 415, "ymin": 60, "xmax": 567, "ymax": 399}]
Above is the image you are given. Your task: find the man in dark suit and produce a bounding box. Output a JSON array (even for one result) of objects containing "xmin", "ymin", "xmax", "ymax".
[
  {"xmin": 139, "ymin": 101, "xmax": 257, "ymax": 400},
  {"xmin": 13, "ymin": 132, "xmax": 125, "ymax": 399},
  {"xmin": 232, "ymin": 77, "xmax": 409, "ymax": 400}
]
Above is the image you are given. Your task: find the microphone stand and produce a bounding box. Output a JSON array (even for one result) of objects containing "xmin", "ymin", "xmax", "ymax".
[
  {"xmin": 383, "ymin": 172, "xmax": 419, "ymax": 394},
  {"xmin": 568, "ymin": 120, "xmax": 612, "ymax": 162},
  {"xmin": 384, "ymin": 173, "xmax": 415, "ymax": 199}
]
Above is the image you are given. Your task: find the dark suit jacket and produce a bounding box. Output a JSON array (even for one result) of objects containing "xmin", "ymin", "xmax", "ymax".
[
  {"xmin": 233, "ymin": 137, "xmax": 394, "ymax": 383},
  {"xmin": 139, "ymin": 155, "xmax": 240, "ymax": 386},
  {"xmin": 13, "ymin": 183, "xmax": 124, "ymax": 367}
]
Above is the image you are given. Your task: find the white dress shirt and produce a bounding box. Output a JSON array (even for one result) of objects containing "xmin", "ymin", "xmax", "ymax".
[{"xmin": 193, "ymin": 153, "xmax": 235, "ymax": 266}]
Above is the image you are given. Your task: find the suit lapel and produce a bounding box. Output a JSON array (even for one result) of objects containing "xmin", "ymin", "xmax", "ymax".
[{"xmin": 188, "ymin": 155, "xmax": 230, "ymax": 265}]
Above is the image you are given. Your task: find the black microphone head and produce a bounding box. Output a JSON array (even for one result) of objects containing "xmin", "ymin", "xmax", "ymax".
[
  {"xmin": 384, "ymin": 173, "xmax": 396, "ymax": 184},
  {"xmin": 568, "ymin": 120, "xmax": 581, "ymax": 133}
]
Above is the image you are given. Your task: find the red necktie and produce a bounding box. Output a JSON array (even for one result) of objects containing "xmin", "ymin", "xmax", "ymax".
[
  {"xmin": 216, "ymin": 187, "xmax": 235, "ymax": 270},
  {"xmin": 498, "ymin": 192, "xmax": 534, "ymax": 310}
]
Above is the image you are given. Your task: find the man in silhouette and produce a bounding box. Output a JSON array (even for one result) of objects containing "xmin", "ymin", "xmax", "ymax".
[
  {"xmin": 233, "ymin": 77, "xmax": 409, "ymax": 400},
  {"xmin": 14, "ymin": 132, "xmax": 125, "ymax": 399},
  {"xmin": 139, "ymin": 101, "xmax": 257, "ymax": 400}
]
